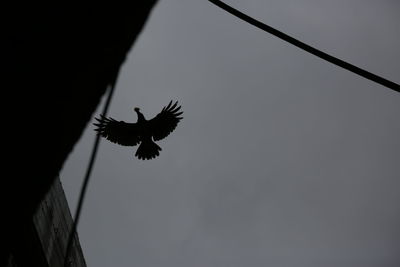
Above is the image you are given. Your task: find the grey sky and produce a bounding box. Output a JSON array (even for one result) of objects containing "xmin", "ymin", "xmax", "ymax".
[{"xmin": 60, "ymin": 0, "xmax": 400, "ymax": 266}]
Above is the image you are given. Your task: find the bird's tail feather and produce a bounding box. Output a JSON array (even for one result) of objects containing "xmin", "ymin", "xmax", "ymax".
[{"xmin": 135, "ymin": 139, "xmax": 162, "ymax": 160}]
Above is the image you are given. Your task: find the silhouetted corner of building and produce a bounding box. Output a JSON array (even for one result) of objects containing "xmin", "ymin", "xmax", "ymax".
[{"xmin": 5, "ymin": 177, "xmax": 86, "ymax": 267}]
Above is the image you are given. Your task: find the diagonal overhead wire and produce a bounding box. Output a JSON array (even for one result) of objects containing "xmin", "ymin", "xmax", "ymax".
[
  {"xmin": 208, "ymin": 0, "xmax": 400, "ymax": 93},
  {"xmin": 63, "ymin": 74, "xmax": 118, "ymax": 267}
]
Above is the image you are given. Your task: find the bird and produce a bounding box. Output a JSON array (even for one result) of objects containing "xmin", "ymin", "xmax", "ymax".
[{"xmin": 94, "ymin": 100, "xmax": 183, "ymax": 160}]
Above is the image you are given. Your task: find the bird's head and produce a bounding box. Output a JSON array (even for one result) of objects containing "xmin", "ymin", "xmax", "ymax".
[{"xmin": 134, "ymin": 107, "xmax": 140, "ymax": 113}]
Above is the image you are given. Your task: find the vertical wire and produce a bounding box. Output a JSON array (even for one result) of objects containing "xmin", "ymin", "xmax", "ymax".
[{"xmin": 64, "ymin": 75, "xmax": 118, "ymax": 267}]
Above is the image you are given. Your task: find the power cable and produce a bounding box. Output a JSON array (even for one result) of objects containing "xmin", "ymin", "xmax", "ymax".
[
  {"xmin": 64, "ymin": 76, "xmax": 118, "ymax": 267},
  {"xmin": 208, "ymin": 0, "xmax": 400, "ymax": 93}
]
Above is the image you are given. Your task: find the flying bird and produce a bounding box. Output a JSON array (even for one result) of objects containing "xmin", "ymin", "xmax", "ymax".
[{"xmin": 94, "ymin": 101, "xmax": 183, "ymax": 160}]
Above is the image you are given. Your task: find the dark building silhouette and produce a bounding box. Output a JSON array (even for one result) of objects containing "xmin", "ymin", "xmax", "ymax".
[
  {"xmin": 3, "ymin": 2, "xmax": 158, "ymax": 264},
  {"xmin": 5, "ymin": 176, "xmax": 86, "ymax": 267}
]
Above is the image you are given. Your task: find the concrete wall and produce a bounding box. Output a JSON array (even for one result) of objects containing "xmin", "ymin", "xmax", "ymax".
[{"xmin": 5, "ymin": 177, "xmax": 86, "ymax": 267}]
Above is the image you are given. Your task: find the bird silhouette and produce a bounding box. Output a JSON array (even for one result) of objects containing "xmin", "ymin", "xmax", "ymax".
[{"xmin": 94, "ymin": 101, "xmax": 183, "ymax": 160}]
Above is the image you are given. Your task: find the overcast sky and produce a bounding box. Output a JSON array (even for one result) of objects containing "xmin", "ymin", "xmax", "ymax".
[{"xmin": 60, "ymin": 0, "xmax": 400, "ymax": 266}]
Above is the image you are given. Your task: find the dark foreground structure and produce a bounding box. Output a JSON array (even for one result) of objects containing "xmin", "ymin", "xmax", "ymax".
[
  {"xmin": 5, "ymin": 177, "xmax": 86, "ymax": 267},
  {"xmin": 3, "ymin": 2, "xmax": 158, "ymax": 264}
]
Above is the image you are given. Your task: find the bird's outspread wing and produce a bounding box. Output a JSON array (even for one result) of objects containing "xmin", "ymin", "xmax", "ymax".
[
  {"xmin": 94, "ymin": 115, "xmax": 140, "ymax": 146},
  {"xmin": 148, "ymin": 100, "xmax": 183, "ymax": 141}
]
